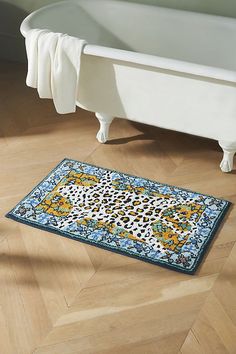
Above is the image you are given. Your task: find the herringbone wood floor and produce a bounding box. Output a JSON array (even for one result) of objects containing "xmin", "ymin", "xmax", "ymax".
[{"xmin": 0, "ymin": 61, "xmax": 236, "ymax": 354}]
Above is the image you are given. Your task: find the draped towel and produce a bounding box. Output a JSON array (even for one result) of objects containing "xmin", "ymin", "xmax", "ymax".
[{"xmin": 25, "ymin": 29, "xmax": 86, "ymax": 114}]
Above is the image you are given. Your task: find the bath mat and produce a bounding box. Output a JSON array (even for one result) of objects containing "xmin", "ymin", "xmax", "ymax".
[{"xmin": 6, "ymin": 158, "xmax": 230, "ymax": 274}]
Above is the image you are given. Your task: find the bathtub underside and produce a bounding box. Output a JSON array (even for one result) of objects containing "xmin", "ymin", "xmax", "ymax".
[{"xmin": 92, "ymin": 112, "xmax": 235, "ymax": 173}]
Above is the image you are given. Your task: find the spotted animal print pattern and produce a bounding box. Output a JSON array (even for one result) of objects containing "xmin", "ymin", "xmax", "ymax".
[{"xmin": 6, "ymin": 159, "xmax": 231, "ymax": 274}]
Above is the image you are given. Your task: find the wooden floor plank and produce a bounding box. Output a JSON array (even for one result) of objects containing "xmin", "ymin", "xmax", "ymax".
[{"xmin": 181, "ymin": 243, "xmax": 236, "ymax": 354}]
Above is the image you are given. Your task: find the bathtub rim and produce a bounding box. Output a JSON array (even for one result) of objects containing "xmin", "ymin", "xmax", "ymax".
[{"xmin": 20, "ymin": 0, "xmax": 236, "ymax": 84}]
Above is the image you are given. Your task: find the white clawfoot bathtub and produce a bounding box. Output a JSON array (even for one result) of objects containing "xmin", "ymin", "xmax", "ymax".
[{"xmin": 20, "ymin": 0, "xmax": 236, "ymax": 172}]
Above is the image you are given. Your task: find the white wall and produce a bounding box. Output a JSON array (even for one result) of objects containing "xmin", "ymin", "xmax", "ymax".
[
  {"xmin": 2, "ymin": 0, "xmax": 236, "ymax": 62},
  {"xmin": 5, "ymin": 0, "xmax": 236, "ymax": 17}
]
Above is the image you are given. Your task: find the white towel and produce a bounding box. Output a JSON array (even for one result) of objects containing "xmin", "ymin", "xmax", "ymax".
[
  {"xmin": 25, "ymin": 29, "xmax": 86, "ymax": 114},
  {"xmin": 52, "ymin": 34, "xmax": 87, "ymax": 114},
  {"xmin": 25, "ymin": 29, "xmax": 47, "ymax": 88},
  {"xmin": 37, "ymin": 31, "xmax": 61, "ymax": 99}
]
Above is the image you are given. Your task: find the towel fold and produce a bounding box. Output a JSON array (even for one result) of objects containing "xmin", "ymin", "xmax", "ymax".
[
  {"xmin": 26, "ymin": 29, "xmax": 47, "ymax": 88},
  {"xmin": 25, "ymin": 29, "xmax": 86, "ymax": 114},
  {"xmin": 52, "ymin": 34, "xmax": 87, "ymax": 114},
  {"xmin": 37, "ymin": 31, "xmax": 61, "ymax": 99}
]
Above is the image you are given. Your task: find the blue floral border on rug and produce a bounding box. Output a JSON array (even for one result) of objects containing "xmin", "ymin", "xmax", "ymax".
[{"xmin": 6, "ymin": 158, "xmax": 231, "ymax": 274}]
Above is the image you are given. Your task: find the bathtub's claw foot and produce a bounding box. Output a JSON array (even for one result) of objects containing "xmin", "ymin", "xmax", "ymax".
[
  {"xmin": 219, "ymin": 141, "xmax": 236, "ymax": 173},
  {"xmin": 95, "ymin": 113, "xmax": 114, "ymax": 143},
  {"xmin": 220, "ymin": 160, "xmax": 232, "ymax": 173}
]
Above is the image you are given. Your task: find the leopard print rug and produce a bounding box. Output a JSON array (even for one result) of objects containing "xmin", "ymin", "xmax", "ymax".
[{"xmin": 6, "ymin": 159, "xmax": 231, "ymax": 274}]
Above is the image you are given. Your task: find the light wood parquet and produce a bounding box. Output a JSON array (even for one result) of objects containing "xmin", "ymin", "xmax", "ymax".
[{"xmin": 0, "ymin": 61, "xmax": 236, "ymax": 354}]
